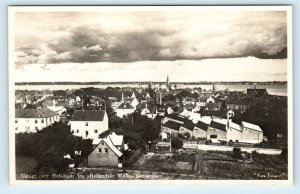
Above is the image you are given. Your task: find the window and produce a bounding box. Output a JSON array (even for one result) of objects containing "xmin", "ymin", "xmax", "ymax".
[
  {"xmin": 104, "ymin": 148, "xmax": 109, "ymax": 153},
  {"xmin": 35, "ymin": 127, "xmax": 38, "ymax": 131},
  {"xmin": 15, "ymin": 127, "xmax": 18, "ymax": 131},
  {"xmin": 101, "ymin": 142, "xmax": 104, "ymax": 145},
  {"xmin": 35, "ymin": 119, "xmax": 38, "ymax": 124},
  {"xmin": 85, "ymin": 131, "xmax": 89, "ymax": 137},
  {"xmin": 15, "ymin": 120, "xmax": 18, "ymax": 124},
  {"xmin": 94, "ymin": 129, "xmax": 98, "ymax": 133},
  {"xmin": 85, "ymin": 122, "xmax": 88, "ymax": 126},
  {"xmin": 41, "ymin": 119, "xmax": 44, "ymax": 123},
  {"xmin": 76, "ymin": 129, "xmax": 79, "ymax": 133},
  {"xmin": 97, "ymin": 148, "xmax": 102, "ymax": 153},
  {"xmin": 71, "ymin": 130, "xmax": 74, "ymax": 134},
  {"xmin": 210, "ymin": 135, "xmax": 217, "ymax": 139}
]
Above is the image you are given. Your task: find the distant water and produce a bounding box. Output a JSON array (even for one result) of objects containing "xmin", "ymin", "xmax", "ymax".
[{"xmin": 15, "ymin": 83, "xmax": 287, "ymax": 96}]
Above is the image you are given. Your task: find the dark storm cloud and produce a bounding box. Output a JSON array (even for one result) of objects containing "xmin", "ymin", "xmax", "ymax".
[{"xmin": 14, "ymin": 11, "xmax": 288, "ymax": 67}]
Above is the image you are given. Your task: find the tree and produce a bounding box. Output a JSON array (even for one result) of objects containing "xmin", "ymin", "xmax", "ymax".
[
  {"xmin": 16, "ymin": 122, "xmax": 83, "ymax": 174},
  {"xmin": 232, "ymin": 147, "xmax": 242, "ymax": 159},
  {"xmin": 171, "ymin": 137, "xmax": 183, "ymax": 149}
]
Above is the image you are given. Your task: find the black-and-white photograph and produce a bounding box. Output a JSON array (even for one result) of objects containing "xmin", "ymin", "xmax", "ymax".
[{"xmin": 9, "ymin": 6, "xmax": 292, "ymax": 185}]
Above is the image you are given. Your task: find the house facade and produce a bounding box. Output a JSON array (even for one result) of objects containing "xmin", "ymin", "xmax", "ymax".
[
  {"xmin": 178, "ymin": 121, "xmax": 194, "ymax": 137},
  {"xmin": 161, "ymin": 120, "xmax": 181, "ymax": 137},
  {"xmin": 241, "ymin": 121, "xmax": 264, "ymax": 143},
  {"xmin": 226, "ymin": 121, "xmax": 242, "ymax": 142},
  {"xmin": 140, "ymin": 103, "xmax": 158, "ymax": 119},
  {"xmin": 207, "ymin": 120, "xmax": 227, "ymax": 141},
  {"xmin": 192, "ymin": 121, "xmax": 209, "ymax": 139},
  {"xmin": 70, "ymin": 110, "xmax": 108, "ymax": 139},
  {"xmin": 15, "ymin": 108, "xmax": 59, "ymax": 133},
  {"xmin": 116, "ymin": 102, "xmax": 135, "ymax": 118},
  {"xmin": 88, "ymin": 133, "xmax": 123, "ymax": 167}
]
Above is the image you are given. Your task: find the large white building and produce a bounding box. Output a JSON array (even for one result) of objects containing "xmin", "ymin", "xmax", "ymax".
[
  {"xmin": 240, "ymin": 121, "xmax": 264, "ymax": 144},
  {"xmin": 15, "ymin": 108, "xmax": 59, "ymax": 133},
  {"xmin": 70, "ymin": 110, "xmax": 108, "ymax": 139}
]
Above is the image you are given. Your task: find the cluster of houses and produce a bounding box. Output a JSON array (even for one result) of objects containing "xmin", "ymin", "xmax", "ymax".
[
  {"xmin": 14, "ymin": 77, "xmax": 269, "ymax": 167},
  {"xmin": 161, "ymin": 114, "xmax": 264, "ymax": 144}
]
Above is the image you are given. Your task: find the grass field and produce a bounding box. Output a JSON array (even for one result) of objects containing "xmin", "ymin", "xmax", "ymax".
[{"xmin": 16, "ymin": 156, "xmax": 37, "ymax": 179}]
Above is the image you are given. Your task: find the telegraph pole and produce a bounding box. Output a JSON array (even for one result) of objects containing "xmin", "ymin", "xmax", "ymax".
[{"xmin": 169, "ymin": 130, "xmax": 172, "ymax": 152}]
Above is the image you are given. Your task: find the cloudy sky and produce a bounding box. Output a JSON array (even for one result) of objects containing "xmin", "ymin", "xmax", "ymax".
[{"xmin": 13, "ymin": 8, "xmax": 288, "ymax": 82}]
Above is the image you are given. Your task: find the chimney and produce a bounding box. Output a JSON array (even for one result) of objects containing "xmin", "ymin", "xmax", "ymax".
[
  {"xmin": 226, "ymin": 116, "xmax": 230, "ymax": 130},
  {"xmin": 160, "ymin": 92, "xmax": 162, "ymax": 105}
]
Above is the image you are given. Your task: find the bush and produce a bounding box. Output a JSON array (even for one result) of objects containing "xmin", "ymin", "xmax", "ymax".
[
  {"xmin": 171, "ymin": 137, "xmax": 183, "ymax": 149},
  {"xmin": 232, "ymin": 147, "xmax": 242, "ymax": 159},
  {"xmin": 16, "ymin": 122, "xmax": 83, "ymax": 174}
]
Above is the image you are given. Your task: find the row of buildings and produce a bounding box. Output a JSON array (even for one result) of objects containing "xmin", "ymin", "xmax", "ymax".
[{"xmin": 161, "ymin": 114, "xmax": 264, "ymax": 144}]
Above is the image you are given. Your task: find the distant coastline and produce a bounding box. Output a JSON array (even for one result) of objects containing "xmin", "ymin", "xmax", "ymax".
[{"xmin": 15, "ymin": 81, "xmax": 287, "ymax": 86}]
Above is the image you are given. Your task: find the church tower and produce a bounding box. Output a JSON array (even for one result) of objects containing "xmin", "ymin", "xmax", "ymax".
[{"xmin": 166, "ymin": 75, "xmax": 170, "ymax": 92}]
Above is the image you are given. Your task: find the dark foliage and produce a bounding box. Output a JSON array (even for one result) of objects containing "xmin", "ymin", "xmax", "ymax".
[
  {"xmin": 232, "ymin": 96, "xmax": 288, "ymax": 140},
  {"xmin": 15, "ymin": 122, "xmax": 83, "ymax": 174},
  {"xmin": 171, "ymin": 137, "xmax": 183, "ymax": 149},
  {"xmin": 232, "ymin": 147, "xmax": 242, "ymax": 159}
]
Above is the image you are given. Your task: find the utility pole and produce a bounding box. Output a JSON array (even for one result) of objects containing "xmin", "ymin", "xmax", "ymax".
[{"xmin": 169, "ymin": 130, "xmax": 172, "ymax": 152}]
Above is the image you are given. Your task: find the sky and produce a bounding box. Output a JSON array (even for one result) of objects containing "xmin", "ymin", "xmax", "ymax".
[{"xmin": 13, "ymin": 8, "xmax": 288, "ymax": 82}]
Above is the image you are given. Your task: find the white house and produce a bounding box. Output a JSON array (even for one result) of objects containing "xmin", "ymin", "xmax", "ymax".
[
  {"xmin": 206, "ymin": 95, "xmax": 215, "ymax": 103},
  {"xmin": 140, "ymin": 103, "xmax": 158, "ymax": 119},
  {"xmin": 88, "ymin": 132, "xmax": 124, "ymax": 167},
  {"xmin": 116, "ymin": 102, "xmax": 135, "ymax": 118},
  {"xmin": 15, "ymin": 108, "xmax": 59, "ymax": 133},
  {"xmin": 226, "ymin": 121, "xmax": 242, "ymax": 143},
  {"xmin": 70, "ymin": 110, "xmax": 108, "ymax": 139},
  {"xmin": 241, "ymin": 121, "xmax": 264, "ymax": 144},
  {"xmin": 167, "ymin": 106, "xmax": 174, "ymax": 115},
  {"xmin": 47, "ymin": 100, "xmax": 67, "ymax": 116}
]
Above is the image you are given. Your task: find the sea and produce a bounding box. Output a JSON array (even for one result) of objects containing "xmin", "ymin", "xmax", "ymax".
[{"xmin": 15, "ymin": 83, "xmax": 288, "ymax": 96}]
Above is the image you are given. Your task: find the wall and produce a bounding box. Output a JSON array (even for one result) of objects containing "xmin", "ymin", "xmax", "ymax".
[
  {"xmin": 241, "ymin": 127, "xmax": 264, "ymax": 144},
  {"xmin": 116, "ymin": 108, "xmax": 134, "ymax": 118},
  {"xmin": 70, "ymin": 120, "xmax": 108, "ymax": 139},
  {"xmin": 227, "ymin": 104, "xmax": 248, "ymax": 112},
  {"xmin": 207, "ymin": 127, "xmax": 227, "ymax": 141},
  {"xmin": 15, "ymin": 115, "xmax": 59, "ymax": 133},
  {"xmin": 192, "ymin": 127, "xmax": 207, "ymax": 139},
  {"xmin": 88, "ymin": 141, "xmax": 119, "ymax": 167},
  {"xmin": 178, "ymin": 126, "xmax": 193, "ymax": 137},
  {"xmin": 226, "ymin": 127, "xmax": 242, "ymax": 142},
  {"xmin": 161, "ymin": 126, "xmax": 178, "ymax": 137}
]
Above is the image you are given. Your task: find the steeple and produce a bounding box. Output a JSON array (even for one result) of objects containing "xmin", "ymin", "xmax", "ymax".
[
  {"xmin": 166, "ymin": 75, "xmax": 169, "ymax": 87},
  {"xmin": 131, "ymin": 91, "xmax": 136, "ymax": 99},
  {"xmin": 166, "ymin": 75, "xmax": 170, "ymax": 92}
]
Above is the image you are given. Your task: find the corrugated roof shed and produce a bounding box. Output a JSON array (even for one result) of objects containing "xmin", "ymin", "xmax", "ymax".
[
  {"xmin": 195, "ymin": 120, "xmax": 209, "ymax": 131},
  {"xmin": 163, "ymin": 120, "xmax": 182, "ymax": 131},
  {"xmin": 210, "ymin": 120, "xmax": 227, "ymax": 132}
]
